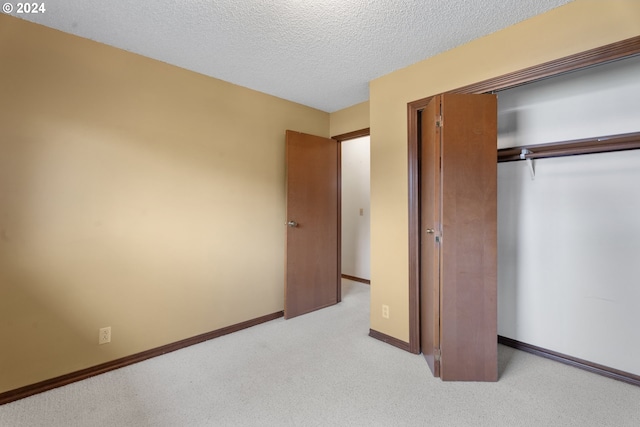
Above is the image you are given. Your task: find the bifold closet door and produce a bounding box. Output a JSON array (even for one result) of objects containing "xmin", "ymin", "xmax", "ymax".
[
  {"xmin": 419, "ymin": 93, "xmax": 497, "ymax": 382},
  {"xmin": 440, "ymin": 93, "xmax": 497, "ymax": 382}
]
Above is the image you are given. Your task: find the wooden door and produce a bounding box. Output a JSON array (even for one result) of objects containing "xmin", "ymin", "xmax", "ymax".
[
  {"xmin": 284, "ymin": 130, "xmax": 340, "ymax": 319},
  {"xmin": 439, "ymin": 93, "xmax": 497, "ymax": 381},
  {"xmin": 419, "ymin": 94, "xmax": 497, "ymax": 382},
  {"xmin": 420, "ymin": 96, "xmax": 442, "ymax": 377}
]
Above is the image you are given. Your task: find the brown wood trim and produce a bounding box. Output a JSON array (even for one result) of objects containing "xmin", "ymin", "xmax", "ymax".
[
  {"xmin": 0, "ymin": 311, "xmax": 284, "ymax": 406},
  {"xmin": 452, "ymin": 36, "xmax": 640, "ymax": 95},
  {"xmin": 369, "ymin": 329, "xmax": 412, "ymax": 353},
  {"xmin": 337, "ymin": 141, "xmax": 342, "ymax": 303},
  {"xmin": 341, "ymin": 274, "xmax": 370, "ymax": 285},
  {"xmin": 407, "ymin": 35, "xmax": 640, "ymax": 355},
  {"xmin": 332, "ymin": 127, "xmax": 370, "ymax": 141},
  {"xmin": 498, "ymin": 131, "xmax": 640, "ymax": 162},
  {"xmin": 408, "ymin": 36, "xmax": 640, "ymax": 109},
  {"xmin": 407, "ymin": 99, "xmax": 430, "ymax": 355},
  {"xmin": 498, "ymin": 336, "xmax": 640, "ymax": 388}
]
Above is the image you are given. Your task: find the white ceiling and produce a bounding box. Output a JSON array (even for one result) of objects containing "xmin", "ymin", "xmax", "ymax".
[{"xmin": 10, "ymin": 0, "xmax": 573, "ymax": 112}]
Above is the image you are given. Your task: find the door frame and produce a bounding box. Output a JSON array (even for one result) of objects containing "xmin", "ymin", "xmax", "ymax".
[
  {"xmin": 332, "ymin": 128, "xmax": 371, "ymax": 289},
  {"xmin": 407, "ymin": 36, "xmax": 640, "ymax": 354}
]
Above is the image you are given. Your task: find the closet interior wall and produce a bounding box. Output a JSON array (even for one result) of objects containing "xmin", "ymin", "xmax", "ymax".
[{"xmin": 496, "ymin": 54, "xmax": 640, "ymax": 376}]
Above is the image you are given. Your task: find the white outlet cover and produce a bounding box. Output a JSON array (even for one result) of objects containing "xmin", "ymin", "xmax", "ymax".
[{"xmin": 99, "ymin": 327, "xmax": 111, "ymax": 344}]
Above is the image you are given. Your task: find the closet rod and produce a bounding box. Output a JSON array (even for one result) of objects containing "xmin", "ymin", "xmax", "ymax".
[{"xmin": 497, "ymin": 131, "xmax": 640, "ymax": 163}]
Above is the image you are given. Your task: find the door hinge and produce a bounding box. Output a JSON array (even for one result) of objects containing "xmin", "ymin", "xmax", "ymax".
[
  {"xmin": 435, "ymin": 348, "xmax": 441, "ymax": 361},
  {"xmin": 436, "ymin": 115, "xmax": 443, "ymax": 127}
]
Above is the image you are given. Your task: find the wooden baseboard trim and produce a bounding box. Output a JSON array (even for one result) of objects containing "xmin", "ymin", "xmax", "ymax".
[
  {"xmin": 341, "ymin": 274, "xmax": 370, "ymax": 285},
  {"xmin": 369, "ymin": 329, "xmax": 413, "ymax": 353},
  {"xmin": 0, "ymin": 311, "xmax": 284, "ymax": 406},
  {"xmin": 498, "ymin": 335, "xmax": 640, "ymax": 387}
]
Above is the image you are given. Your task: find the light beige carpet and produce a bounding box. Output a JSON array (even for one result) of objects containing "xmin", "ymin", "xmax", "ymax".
[{"xmin": 1, "ymin": 280, "xmax": 639, "ymax": 426}]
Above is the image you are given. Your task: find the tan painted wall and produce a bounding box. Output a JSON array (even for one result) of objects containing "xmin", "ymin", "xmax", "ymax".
[
  {"xmin": 369, "ymin": 0, "xmax": 640, "ymax": 342},
  {"xmin": 329, "ymin": 101, "xmax": 370, "ymax": 137},
  {"xmin": 0, "ymin": 16, "xmax": 328, "ymax": 393}
]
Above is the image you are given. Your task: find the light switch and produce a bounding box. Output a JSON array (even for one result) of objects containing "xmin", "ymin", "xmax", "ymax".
[{"xmin": 359, "ymin": 208, "xmax": 364, "ymax": 216}]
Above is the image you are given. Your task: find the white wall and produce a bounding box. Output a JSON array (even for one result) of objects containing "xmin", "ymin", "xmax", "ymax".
[
  {"xmin": 498, "ymin": 55, "xmax": 640, "ymax": 148},
  {"xmin": 497, "ymin": 55, "xmax": 640, "ymax": 375},
  {"xmin": 341, "ymin": 136, "xmax": 370, "ymax": 280}
]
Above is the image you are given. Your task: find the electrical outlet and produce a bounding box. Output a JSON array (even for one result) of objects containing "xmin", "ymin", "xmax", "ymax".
[
  {"xmin": 382, "ymin": 304, "xmax": 389, "ymax": 319},
  {"xmin": 99, "ymin": 327, "xmax": 111, "ymax": 345}
]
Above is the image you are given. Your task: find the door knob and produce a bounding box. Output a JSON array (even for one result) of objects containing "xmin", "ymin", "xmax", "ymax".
[
  {"xmin": 426, "ymin": 229, "xmax": 435, "ymax": 234},
  {"xmin": 286, "ymin": 221, "xmax": 298, "ymax": 227}
]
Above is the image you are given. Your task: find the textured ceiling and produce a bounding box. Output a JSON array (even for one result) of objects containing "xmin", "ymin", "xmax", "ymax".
[{"xmin": 9, "ymin": 0, "xmax": 573, "ymax": 112}]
